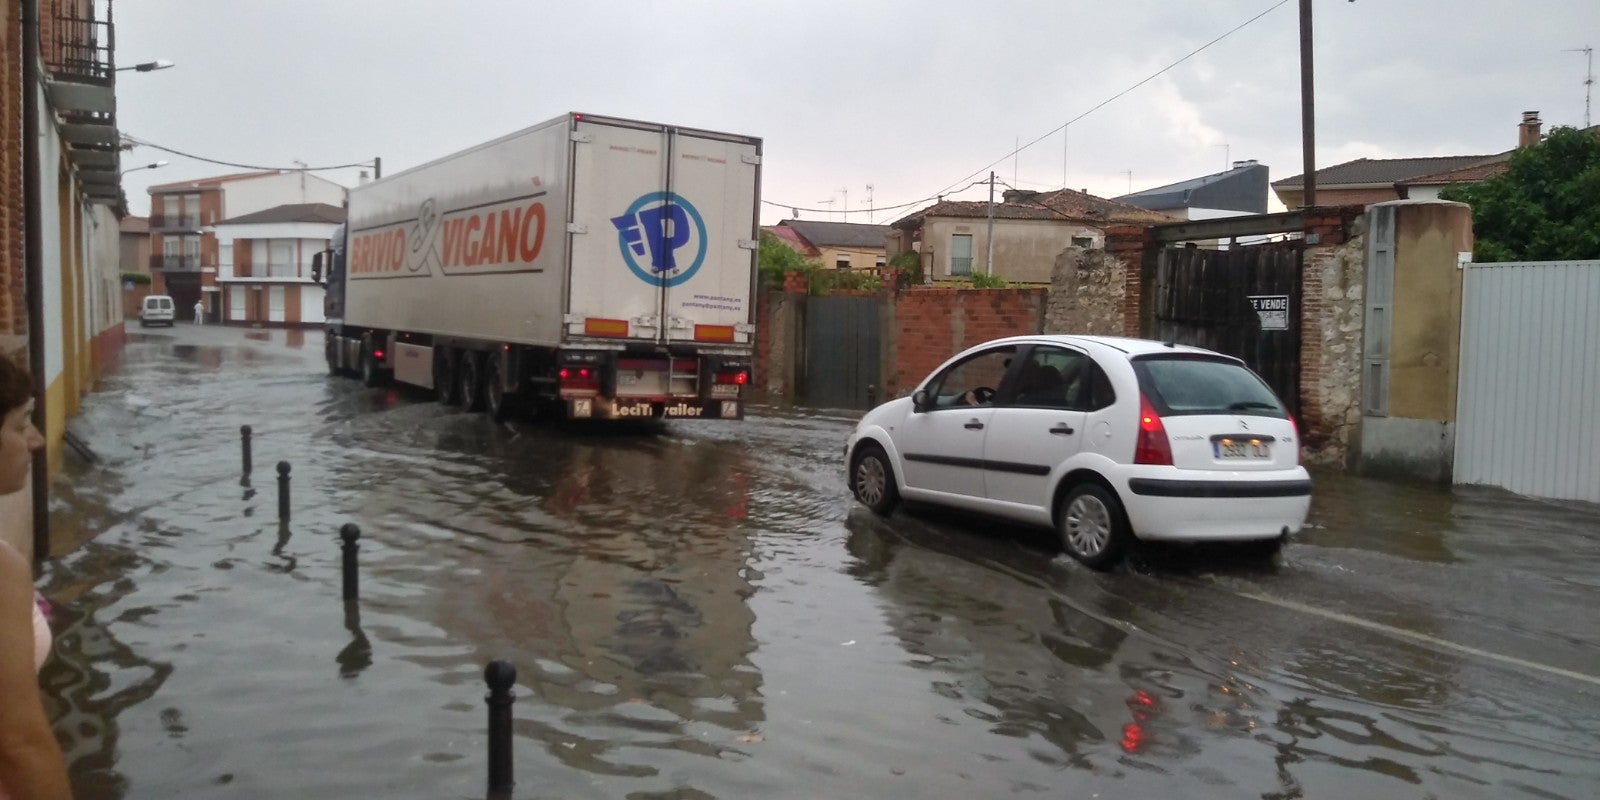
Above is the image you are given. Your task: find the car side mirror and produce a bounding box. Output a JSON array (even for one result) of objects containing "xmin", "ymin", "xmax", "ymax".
[{"xmin": 912, "ymin": 389, "xmax": 930, "ymax": 412}]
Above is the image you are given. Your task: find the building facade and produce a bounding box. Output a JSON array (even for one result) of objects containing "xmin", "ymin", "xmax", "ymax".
[
  {"xmin": 212, "ymin": 202, "xmax": 344, "ymax": 326},
  {"xmin": 148, "ymin": 170, "xmax": 346, "ymax": 322}
]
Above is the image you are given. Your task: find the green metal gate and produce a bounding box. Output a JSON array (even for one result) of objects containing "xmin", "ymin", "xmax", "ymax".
[{"xmin": 802, "ymin": 295, "xmax": 881, "ymax": 410}]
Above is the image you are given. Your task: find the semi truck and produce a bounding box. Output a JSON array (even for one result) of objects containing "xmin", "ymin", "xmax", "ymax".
[{"xmin": 317, "ymin": 112, "xmax": 761, "ymax": 421}]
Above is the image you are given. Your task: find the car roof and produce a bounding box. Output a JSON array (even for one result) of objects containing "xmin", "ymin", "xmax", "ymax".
[{"xmin": 982, "ymin": 334, "xmax": 1225, "ymax": 359}]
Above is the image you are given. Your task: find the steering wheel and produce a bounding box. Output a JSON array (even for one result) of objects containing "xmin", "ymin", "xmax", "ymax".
[{"xmin": 970, "ymin": 386, "xmax": 996, "ymax": 404}]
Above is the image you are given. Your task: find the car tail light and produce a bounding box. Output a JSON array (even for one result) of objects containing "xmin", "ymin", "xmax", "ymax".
[
  {"xmin": 373, "ymin": 349, "xmax": 385, "ymax": 361},
  {"xmin": 559, "ymin": 367, "xmax": 596, "ymax": 383},
  {"xmin": 1135, "ymin": 395, "xmax": 1173, "ymax": 466},
  {"xmin": 714, "ymin": 371, "xmax": 748, "ymax": 385}
]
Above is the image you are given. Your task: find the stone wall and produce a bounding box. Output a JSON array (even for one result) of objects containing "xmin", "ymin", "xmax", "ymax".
[
  {"xmin": 1041, "ymin": 247, "xmax": 1126, "ymax": 335},
  {"xmin": 1299, "ymin": 218, "xmax": 1368, "ymax": 467}
]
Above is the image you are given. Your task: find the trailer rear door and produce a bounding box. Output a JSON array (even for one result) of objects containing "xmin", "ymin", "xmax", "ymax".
[
  {"xmin": 567, "ymin": 119, "xmax": 670, "ymax": 343},
  {"xmin": 566, "ymin": 117, "xmax": 759, "ymax": 346},
  {"xmin": 660, "ymin": 130, "xmax": 759, "ymax": 346}
]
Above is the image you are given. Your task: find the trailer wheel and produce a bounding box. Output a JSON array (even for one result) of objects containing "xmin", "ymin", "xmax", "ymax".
[
  {"xmin": 325, "ymin": 337, "xmax": 341, "ymax": 376},
  {"xmin": 435, "ymin": 349, "xmax": 460, "ymax": 405},
  {"xmin": 360, "ymin": 338, "xmax": 388, "ymax": 387},
  {"xmin": 484, "ymin": 357, "xmax": 511, "ymax": 422},
  {"xmin": 459, "ymin": 352, "xmax": 485, "ymax": 412}
]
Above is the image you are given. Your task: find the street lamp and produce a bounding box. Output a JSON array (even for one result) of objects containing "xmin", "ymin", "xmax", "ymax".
[
  {"xmin": 119, "ymin": 160, "xmax": 168, "ymax": 178},
  {"xmin": 116, "ymin": 59, "xmax": 174, "ymax": 73}
]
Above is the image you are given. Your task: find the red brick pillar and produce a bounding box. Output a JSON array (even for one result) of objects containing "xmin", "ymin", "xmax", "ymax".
[{"xmin": 1104, "ymin": 226, "xmax": 1154, "ymax": 338}]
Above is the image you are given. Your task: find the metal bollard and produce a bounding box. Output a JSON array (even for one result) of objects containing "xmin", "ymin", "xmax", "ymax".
[
  {"xmin": 277, "ymin": 461, "xmax": 291, "ymax": 522},
  {"xmin": 340, "ymin": 523, "xmax": 361, "ymax": 601},
  {"xmin": 485, "ymin": 660, "xmax": 517, "ymax": 793},
  {"xmin": 241, "ymin": 425, "xmax": 253, "ymax": 477},
  {"xmin": 866, "ymin": 384, "xmax": 878, "ymax": 408}
]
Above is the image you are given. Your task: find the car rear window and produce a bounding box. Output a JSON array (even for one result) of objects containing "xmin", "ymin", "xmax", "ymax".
[{"xmin": 1132, "ymin": 354, "xmax": 1286, "ymax": 418}]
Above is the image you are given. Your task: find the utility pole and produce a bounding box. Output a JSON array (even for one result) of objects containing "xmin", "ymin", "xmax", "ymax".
[
  {"xmin": 840, "ymin": 187, "xmax": 849, "ymax": 221},
  {"xmin": 984, "ymin": 171, "xmax": 996, "ymax": 276},
  {"xmin": 1061, "ymin": 123, "xmax": 1070, "ymax": 189},
  {"xmin": 1216, "ymin": 143, "xmax": 1231, "ymax": 171},
  {"xmin": 865, "ymin": 185, "xmax": 874, "ymax": 223},
  {"xmin": 1299, "ymin": 0, "xmax": 1317, "ymax": 207},
  {"xmin": 1568, "ymin": 46, "xmax": 1594, "ymax": 128},
  {"xmin": 1123, "ymin": 170, "xmax": 1133, "ymax": 195}
]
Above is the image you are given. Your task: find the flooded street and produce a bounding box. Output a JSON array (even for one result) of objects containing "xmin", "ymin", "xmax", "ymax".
[{"xmin": 37, "ymin": 323, "xmax": 1600, "ymax": 799}]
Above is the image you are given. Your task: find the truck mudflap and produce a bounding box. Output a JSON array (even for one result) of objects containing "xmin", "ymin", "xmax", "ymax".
[{"xmin": 566, "ymin": 397, "xmax": 743, "ymax": 421}]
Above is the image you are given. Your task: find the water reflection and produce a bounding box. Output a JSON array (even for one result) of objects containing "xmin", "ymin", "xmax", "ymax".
[{"xmin": 333, "ymin": 410, "xmax": 767, "ymax": 789}]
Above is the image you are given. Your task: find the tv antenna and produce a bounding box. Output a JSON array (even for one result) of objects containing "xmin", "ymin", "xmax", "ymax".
[{"xmin": 1568, "ymin": 46, "xmax": 1594, "ymax": 128}]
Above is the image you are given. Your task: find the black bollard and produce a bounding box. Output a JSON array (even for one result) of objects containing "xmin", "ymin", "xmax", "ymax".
[
  {"xmin": 866, "ymin": 384, "xmax": 878, "ymax": 408},
  {"xmin": 277, "ymin": 461, "xmax": 291, "ymax": 522},
  {"xmin": 485, "ymin": 660, "xmax": 517, "ymax": 793},
  {"xmin": 241, "ymin": 425, "xmax": 253, "ymax": 477},
  {"xmin": 339, "ymin": 523, "xmax": 361, "ymax": 601}
]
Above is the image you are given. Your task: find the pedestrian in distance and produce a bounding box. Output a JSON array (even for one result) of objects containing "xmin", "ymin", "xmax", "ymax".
[
  {"xmin": 0, "ymin": 352, "xmax": 71, "ymax": 799},
  {"xmin": 193, "ymin": 299, "xmax": 204, "ymax": 325}
]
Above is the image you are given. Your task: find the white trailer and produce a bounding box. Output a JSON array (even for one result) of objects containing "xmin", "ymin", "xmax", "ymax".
[{"xmin": 319, "ymin": 113, "xmax": 760, "ymax": 421}]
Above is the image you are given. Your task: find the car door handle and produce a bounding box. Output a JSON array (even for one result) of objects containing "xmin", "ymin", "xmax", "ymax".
[
  {"xmin": 964, "ymin": 419, "xmax": 985, "ymax": 430},
  {"xmin": 1049, "ymin": 424, "xmax": 1075, "ymax": 435}
]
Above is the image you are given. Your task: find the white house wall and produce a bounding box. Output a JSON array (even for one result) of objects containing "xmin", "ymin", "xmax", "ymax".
[
  {"xmin": 87, "ymin": 205, "xmax": 121, "ymax": 337},
  {"xmin": 222, "ymin": 173, "xmax": 347, "ymax": 219},
  {"xmin": 299, "ymin": 285, "xmax": 326, "ymax": 324},
  {"xmin": 38, "ymin": 81, "xmax": 64, "ymax": 383}
]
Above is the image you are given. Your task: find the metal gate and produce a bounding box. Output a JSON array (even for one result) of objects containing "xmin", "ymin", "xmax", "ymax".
[
  {"xmin": 1455, "ymin": 260, "xmax": 1600, "ymax": 503},
  {"xmin": 1149, "ymin": 242, "xmax": 1303, "ymax": 416},
  {"xmin": 802, "ymin": 295, "xmax": 881, "ymax": 410}
]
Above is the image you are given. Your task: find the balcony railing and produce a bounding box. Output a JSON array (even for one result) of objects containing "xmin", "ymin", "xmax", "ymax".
[
  {"xmin": 151, "ymin": 255, "xmax": 201, "ymax": 272},
  {"xmin": 46, "ymin": 13, "xmax": 113, "ymax": 85},
  {"xmin": 149, "ymin": 215, "xmax": 204, "ymax": 232}
]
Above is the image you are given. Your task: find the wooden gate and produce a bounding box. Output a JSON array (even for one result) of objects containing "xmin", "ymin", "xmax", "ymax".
[
  {"xmin": 1148, "ymin": 242, "xmax": 1303, "ymax": 416},
  {"xmin": 802, "ymin": 295, "xmax": 881, "ymax": 410}
]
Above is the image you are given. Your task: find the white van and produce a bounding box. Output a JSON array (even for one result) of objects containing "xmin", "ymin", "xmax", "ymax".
[{"xmin": 140, "ymin": 295, "xmax": 175, "ymax": 327}]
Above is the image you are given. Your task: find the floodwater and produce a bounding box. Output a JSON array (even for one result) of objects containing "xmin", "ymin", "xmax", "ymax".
[{"xmin": 34, "ymin": 323, "xmax": 1600, "ymax": 799}]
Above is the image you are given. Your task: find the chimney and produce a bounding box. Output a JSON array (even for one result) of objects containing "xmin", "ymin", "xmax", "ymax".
[
  {"xmin": 358, "ymin": 170, "xmax": 371, "ymax": 186},
  {"xmin": 1001, "ymin": 189, "xmax": 1038, "ymax": 203},
  {"xmin": 1518, "ymin": 111, "xmax": 1542, "ymax": 148}
]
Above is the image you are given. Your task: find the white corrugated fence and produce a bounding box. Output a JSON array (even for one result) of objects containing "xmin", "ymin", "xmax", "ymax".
[{"xmin": 1454, "ymin": 260, "xmax": 1600, "ymax": 503}]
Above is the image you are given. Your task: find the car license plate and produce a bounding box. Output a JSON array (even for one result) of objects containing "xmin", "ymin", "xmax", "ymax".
[
  {"xmin": 1214, "ymin": 438, "xmax": 1270, "ymax": 460},
  {"xmin": 711, "ymin": 384, "xmax": 740, "ymax": 398}
]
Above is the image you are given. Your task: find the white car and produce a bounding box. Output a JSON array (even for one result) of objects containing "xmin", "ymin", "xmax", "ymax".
[
  {"xmin": 845, "ymin": 335, "xmax": 1311, "ymax": 569},
  {"xmin": 140, "ymin": 294, "xmax": 175, "ymax": 327}
]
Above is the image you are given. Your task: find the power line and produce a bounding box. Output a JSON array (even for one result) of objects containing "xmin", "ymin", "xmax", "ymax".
[
  {"xmin": 121, "ymin": 133, "xmax": 375, "ymax": 173},
  {"xmin": 761, "ymin": 179, "xmax": 991, "ymax": 219},
  {"xmin": 767, "ymin": 1, "xmax": 1289, "ymax": 215},
  {"xmin": 934, "ymin": 0, "xmax": 1289, "ymax": 197}
]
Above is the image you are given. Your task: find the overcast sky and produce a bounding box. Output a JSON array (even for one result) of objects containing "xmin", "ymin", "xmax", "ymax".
[{"xmin": 112, "ymin": 1, "xmax": 1598, "ymax": 224}]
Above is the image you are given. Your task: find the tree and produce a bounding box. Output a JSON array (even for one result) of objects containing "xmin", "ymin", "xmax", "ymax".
[
  {"xmin": 757, "ymin": 230, "xmax": 812, "ymax": 288},
  {"xmin": 1439, "ymin": 126, "xmax": 1600, "ymax": 262}
]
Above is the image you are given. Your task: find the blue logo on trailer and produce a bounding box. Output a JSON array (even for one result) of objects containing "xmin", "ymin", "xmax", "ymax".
[{"xmin": 611, "ymin": 192, "xmax": 707, "ymax": 288}]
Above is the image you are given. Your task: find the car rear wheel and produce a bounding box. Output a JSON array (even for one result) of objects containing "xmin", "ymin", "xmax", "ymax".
[
  {"xmin": 851, "ymin": 443, "xmax": 900, "ymax": 516},
  {"xmin": 1058, "ymin": 483, "xmax": 1129, "ymax": 570},
  {"xmin": 1236, "ymin": 533, "xmax": 1286, "ymax": 561},
  {"xmin": 459, "ymin": 352, "xmax": 484, "ymax": 412}
]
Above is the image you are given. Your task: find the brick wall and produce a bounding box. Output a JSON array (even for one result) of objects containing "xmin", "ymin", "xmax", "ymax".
[
  {"xmin": 888, "ymin": 287, "xmax": 1046, "ymax": 397},
  {"xmin": 2, "ymin": 11, "xmax": 23, "ymax": 338}
]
